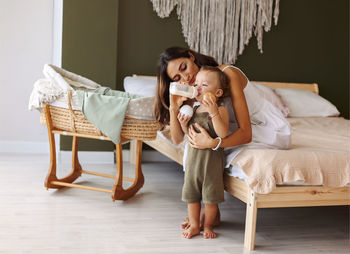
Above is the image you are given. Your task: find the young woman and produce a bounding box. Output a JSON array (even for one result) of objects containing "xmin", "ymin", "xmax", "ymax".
[{"xmin": 153, "ymin": 46, "xmax": 291, "ymax": 230}]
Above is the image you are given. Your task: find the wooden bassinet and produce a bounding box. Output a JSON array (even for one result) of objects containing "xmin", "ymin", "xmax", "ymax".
[
  {"xmin": 40, "ymin": 92, "xmax": 160, "ymax": 201},
  {"xmin": 40, "ymin": 105, "xmax": 159, "ymax": 141}
]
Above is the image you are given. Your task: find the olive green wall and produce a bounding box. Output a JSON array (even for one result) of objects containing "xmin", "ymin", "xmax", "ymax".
[
  {"xmin": 62, "ymin": 0, "xmax": 349, "ymax": 151},
  {"xmin": 117, "ymin": 0, "xmax": 349, "ymax": 118},
  {"xmin": 61, "ymin": 0, "xmax": 118, "ymax": 151},
  {"xmin": 235, "ymin": 0, "xmax": 349, "ymax": 119},
  {"xmin": 116, "ymin": 0, "xmax": 186, "ymax": 88}
]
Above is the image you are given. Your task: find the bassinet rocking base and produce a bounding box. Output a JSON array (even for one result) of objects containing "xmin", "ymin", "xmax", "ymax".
[{"xmin": 41, "ymin": 104, "xmax": 159, "ymax": 201}]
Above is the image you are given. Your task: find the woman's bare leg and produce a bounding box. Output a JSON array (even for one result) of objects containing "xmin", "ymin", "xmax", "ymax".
[
  {"xmin": 182, "ymin": 202, "xmax": 201, "ymax": 239},
  {"xmin": 203, "ymin": 203, "xmax": 218, "ymax": 239},
  {"xmin": 181, "ymin": 208, "xmax": 220, "ymax": 229}
]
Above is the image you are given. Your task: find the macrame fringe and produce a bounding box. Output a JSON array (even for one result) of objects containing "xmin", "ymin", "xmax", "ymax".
[{"xmin": 150, "ymin": 0, "xmax": 280, "ymax": 64}]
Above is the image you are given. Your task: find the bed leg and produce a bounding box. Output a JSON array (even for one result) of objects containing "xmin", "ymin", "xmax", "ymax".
[
  {"xmin": 112, "ymin": 140, "xmax": 144, "ymax": 201},
  {"xmin": 244, "ymin": 189, "xmax": 258, "ymax": 250}
]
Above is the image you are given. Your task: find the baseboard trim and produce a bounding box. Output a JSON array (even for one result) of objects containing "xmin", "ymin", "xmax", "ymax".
[
  {"xmin": 0, "ymin": 140, "xmax": 50, "ymax": 154},
  {"xmin": 140, "ymin": 150, "xmax": 172, "ymax": 162},
  {"xmin": 59, "ymin": 151, "xmax": 115, "ymax": 164},
  {"xmin": 0, "ymin": 139, "xmax": 172, "ymax": 163},
  {"xmin": 59, "ymin": 150, "xmax": 171, "ymax": 164}
]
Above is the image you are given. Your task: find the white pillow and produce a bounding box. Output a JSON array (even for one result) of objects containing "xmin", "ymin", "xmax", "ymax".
[
  {"xmin": 123, "ymin": 76, "xmax": 157, "ymax": 97},
  {"xmin": 273, "ymin": 88, "xmax": 340, "ymax": 117},
  {"xmin": 250, "ymin": 82, "xmax": 290, "ymax": 117}
]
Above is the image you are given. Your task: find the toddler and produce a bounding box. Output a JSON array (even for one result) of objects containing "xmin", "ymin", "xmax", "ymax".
[{"xmin": 178, "ymin": 66, "xmax": 230, "ymax": 239}]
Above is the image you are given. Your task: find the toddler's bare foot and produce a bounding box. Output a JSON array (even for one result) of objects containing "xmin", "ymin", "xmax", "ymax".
[
  {"xmin": 181, "ymin": 217, "xmax": 190, "ymax": 229},
  {"xmin": 203, "ymin": 226, "xmax": 216, "ymax": 239},
  {"xmin": 181, "ymin": 211, "xmax": 220, "ymax": 229},
  {"xmin": 181, "ymin": 225, "xmax": 200, "ymax": 239},
  {"xmin": 181, "ymin": 217, "xmax": 205, "ymax": 230}
]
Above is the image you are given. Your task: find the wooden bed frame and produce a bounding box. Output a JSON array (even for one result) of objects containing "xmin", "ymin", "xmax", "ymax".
[{"xmin": 131, "ymin": 80, "xmax": 350, "ymax": 250}]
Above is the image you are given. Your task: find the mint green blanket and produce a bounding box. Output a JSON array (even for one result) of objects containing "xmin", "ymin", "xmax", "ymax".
[{"xmin": 77, "ymin": 87, "xmax": 143, "ymax": 144}]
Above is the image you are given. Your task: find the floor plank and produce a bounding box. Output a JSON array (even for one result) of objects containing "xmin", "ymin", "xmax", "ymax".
[{"xmin": 0, "ymin": 153, "xmax": 349, "ymax": 254}]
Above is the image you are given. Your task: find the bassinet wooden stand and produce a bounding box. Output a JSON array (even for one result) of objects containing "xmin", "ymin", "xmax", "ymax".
[{"xmin": 43, "ymin": 104, "xmax": 147, "ymax": 201}]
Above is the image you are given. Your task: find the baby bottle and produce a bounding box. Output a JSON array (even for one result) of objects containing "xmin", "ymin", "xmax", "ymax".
[{"xmin": 169, "ymin": 82, "xmax": 198, "ymax": 99}]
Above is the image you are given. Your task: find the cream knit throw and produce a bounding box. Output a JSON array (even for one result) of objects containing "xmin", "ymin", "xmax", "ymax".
[{"xmin": 150, "ymin": 0, "xmax": 280, "ymax": 64}]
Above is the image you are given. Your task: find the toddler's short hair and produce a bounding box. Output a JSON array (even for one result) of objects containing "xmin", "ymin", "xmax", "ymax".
[{"xmin": 199, "ymin": 66, "xmax": 230, "ymax": 103}]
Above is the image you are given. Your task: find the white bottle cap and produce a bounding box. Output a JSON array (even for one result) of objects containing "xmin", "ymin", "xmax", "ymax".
[{"xmin": 179, "ymin": 105, "xmax": 194, "ymax": 118}]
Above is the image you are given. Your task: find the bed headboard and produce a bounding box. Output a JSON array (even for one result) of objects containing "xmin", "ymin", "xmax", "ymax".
[
  {"xmin": 254, "ymin": 81, "xmax": 319, "ymax": 94},
  {"xmin": 132, "ymin": 75, "xmax": 319, "ymax": 94}
]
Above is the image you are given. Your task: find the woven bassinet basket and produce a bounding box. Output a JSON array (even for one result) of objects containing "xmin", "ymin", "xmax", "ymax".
[{"xmin": 40, "ymin": 91, "xmax": 160, "ymax": 141}]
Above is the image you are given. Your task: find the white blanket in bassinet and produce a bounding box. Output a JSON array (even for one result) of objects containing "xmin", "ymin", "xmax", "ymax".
[
  {"xmin": 28, "ymin": 64, "xmax": 154, "ymax": 121},
  {"xmin": 28, "ymin": 64, "xmax": 100, "ymax": 111}
]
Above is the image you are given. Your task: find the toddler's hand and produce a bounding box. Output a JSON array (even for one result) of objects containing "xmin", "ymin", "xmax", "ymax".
[
  {"xmin": 202, "ymin": 96, "xmax": 218, "ymax": 116},
  {"xmin": 177, "ymin": 112, "xmax": 191, "ymax": 132}
]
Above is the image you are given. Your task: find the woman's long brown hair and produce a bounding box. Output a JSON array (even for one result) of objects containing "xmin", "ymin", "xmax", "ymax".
[{"xmin": 153, "ymin": 47, "xmax": 218, "ymax": 126}]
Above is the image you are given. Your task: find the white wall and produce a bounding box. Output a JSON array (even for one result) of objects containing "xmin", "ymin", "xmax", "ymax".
[{"xmin": 0, "ymin": 0, "xmax": 62, "ymax": 153}]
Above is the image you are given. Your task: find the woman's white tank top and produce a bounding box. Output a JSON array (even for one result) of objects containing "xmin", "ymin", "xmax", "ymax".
[{"xmin": 221, "ymin": 65, "xmax": 291, "ymax": 151}]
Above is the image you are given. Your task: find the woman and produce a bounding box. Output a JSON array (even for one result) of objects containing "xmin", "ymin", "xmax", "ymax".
[
  {"xmin": 154, "ymin": 47, "xmax": 252, "ymax": 147},
  {"xmin": 153, "ymin": 46, "xmax": 290, "ymax": 229}
]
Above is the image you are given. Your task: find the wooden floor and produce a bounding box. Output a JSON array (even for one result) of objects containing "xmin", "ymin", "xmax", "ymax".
[{"xmin": 0, "ymin": 153, "xmax": 349, "ymax": 254}]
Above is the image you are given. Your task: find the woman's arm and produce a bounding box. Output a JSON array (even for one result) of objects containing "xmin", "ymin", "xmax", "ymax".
[
  {"xmin": 220, "ymin": 65, "xmax": 252, "ymax": 147},
  {"xmin": 188, "ymin": 65, "xmax": 252, "ymax": 149}
]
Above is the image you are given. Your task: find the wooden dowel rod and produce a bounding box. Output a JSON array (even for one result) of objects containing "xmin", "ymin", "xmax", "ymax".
[
  {"xmin": 51, "ymin": 130, "xmax": 130, "ymax": 144},
  {"xmin": 82, "ymin": 170, "xmax": 115, "ymax": 178},
  {"xmin": 81, "ymin": 170, "xmax": 134, "ymax": 182},
  {"xmin": 52, "ymin": 130, "xmax": 112, "ymax": 141},
  {"xmin": 50, "ymin": 181, "xmax": 113, "ymax": 193}
]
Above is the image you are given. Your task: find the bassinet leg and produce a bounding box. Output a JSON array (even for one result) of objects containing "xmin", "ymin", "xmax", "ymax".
[
  {"xmin": 129, "ymin": 140, "xmax": 137, "ymax": 165},
  {"xmin": 44, "ymin": 114, "xmax": 58, "ymax": 189},
  {"xmin": 112, "ymin": 140, "xmax": 144, "ymax": 201},
  {"xmin": 44, "ymin": 105, "xmax": 82, "ymax": 189},
  {"xmin": 69, "ymin": 136, "xmax": 83, "ymax": 180}
]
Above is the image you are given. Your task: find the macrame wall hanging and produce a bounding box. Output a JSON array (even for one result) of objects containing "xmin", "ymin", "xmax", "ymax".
[{"xmin": 150, "ymin": 0, "xmax": 280, "ymax": 64}]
